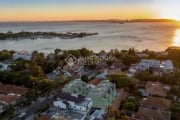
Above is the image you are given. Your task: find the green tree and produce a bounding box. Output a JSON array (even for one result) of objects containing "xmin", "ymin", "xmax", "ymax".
[
  {"xmin": 0, "ymin": 50, "xmax": 12, "ymax": 61},
  {"xmin": 81, "ymin": 75, "xmax": 89, "ymax": 83},
  {"xmin": 134, "ymin": 71, "xmax": 151, "ymax": 81},
  {"xmin": 108, "ymin": 74, "xmax": 133, "ymax": 88},
  {"xmin": 171, "ymin": 102, "xmax": 180, "ymax": 120},
  {"xmin": 123, "ymin": 97, "xmax": 140, "ymax": 112}
]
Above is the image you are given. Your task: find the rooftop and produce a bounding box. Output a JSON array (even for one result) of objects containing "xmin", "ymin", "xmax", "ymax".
[
  {"xmin": 88, "ymin": 80, "xmax": 115, "ymax": 97},
  {"xmin": 36, "ymin": 115, "xmax": 51, "ymax": 120},
  {"xmin": 0, "ymin": 83, "xmax": 28, "ymax": 96},
  {"xmin": 145, "ymin": 81, "xmax": 168, "ymax": 97},
  {"xmin": 140, "ymin": 96, "xmax": 172, "ymax": 110},
  {"xmin": 136, "ymin": 107, "xmax": 171, "ymax": 120},
  {"xmin": 88, "ymin": 78, "xmax": 101, "ymax": 86},
  {"xmin": 51, "ymin": 109, "xmax": 85, "ymax": 120},
  {"xmin": 0, "ymin": 94, "xmax": 21, "ymax": 105},
  {"xmin": 57, "ymin": 92, "xmax": 85, "ymax": 104},
  {"xmin": 111, "ymin": 89, "xmax": 129, "ymax": 110},
  {"xmin": 64, "ymin": 79, "xmax": 87, "ymax": 88}
]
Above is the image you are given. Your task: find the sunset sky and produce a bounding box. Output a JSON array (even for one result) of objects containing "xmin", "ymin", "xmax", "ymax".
[{"xmin": 0, "ymin": 0, "xmax": 180, "ymax": 21}]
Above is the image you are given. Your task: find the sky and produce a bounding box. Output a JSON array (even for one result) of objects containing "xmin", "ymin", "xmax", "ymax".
[{"xmin": 0, "ymin": 0, "xmax": 180, "ymax": 21}]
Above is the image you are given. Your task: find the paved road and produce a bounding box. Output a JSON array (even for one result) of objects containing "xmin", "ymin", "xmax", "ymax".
[
  {"xmin": 12, "ymin": 90, "xmax": 61, "ymax": 120},
  {"xmin": 11, "ymin": 69, "xmax": 97, "ymax": 120}
]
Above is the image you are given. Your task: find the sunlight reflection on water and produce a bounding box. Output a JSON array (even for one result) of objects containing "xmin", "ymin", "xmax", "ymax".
[{"xmin": 173, "ymin": 29, "xmax": 180, "ymax": 46}]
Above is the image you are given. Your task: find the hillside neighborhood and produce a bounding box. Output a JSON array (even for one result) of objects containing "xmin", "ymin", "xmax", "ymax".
[{"xmin": 0, "ymin": 47, "xmax": 179, "ymax": 120}]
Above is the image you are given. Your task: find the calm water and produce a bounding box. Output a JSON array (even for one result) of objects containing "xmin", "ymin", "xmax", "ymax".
[{"xmin": 0, "ymin": 22, "xmax": 179, "ymax": 53}]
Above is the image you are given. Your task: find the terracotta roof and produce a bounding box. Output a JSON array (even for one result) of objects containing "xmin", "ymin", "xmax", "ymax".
[
  {"xmin": 145, "ymin": 81, "xmax": 167, "ymax": 97},
  {"xmin": 36, "ymin": 115, "xmax": 51, "ymax": 120},
  {"xmin": 0, "ymin": 94, "xmax": 21, "ymax": 105},
  {"xmin": 136, "ymin": 107, "xmax": 171, "ymax": 120},
  {"xmin": 0, "ymin": 83, "xmax": 28, "ymax": 95},
  {"xmin": 88, "ymin": 79, "xmax": 101, "ymax": 86},
  {"xmin": 140, "ymin": 97, "xmax": 172, "ymax": 110},
  {"xmin": 111, "ymin": 89, "xmax": 129, "ymax": 110}
]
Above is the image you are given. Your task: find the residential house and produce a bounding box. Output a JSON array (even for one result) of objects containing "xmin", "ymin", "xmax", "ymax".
[
  {"xmin": 96, "ymin": 70, "xmax": 108, "ymax": 80},
  {"xmin": 47, "ymin": 68, "xmax": 71, "ymax": 80},
  {"xmin": 145, "ymin": 81, "xmax": 170, "ymax": 97},
  {"xmin": 140, "ymin": 97, "xmax": 172, "ymax": 111},
  {"xmin": 51, "ymin": 92, "xmax": 93, "ymax": 120},
  {"xmin": 137, "ymin": 59, "xmax": 174, "ymax": 74},
  {"xmin": 13, "ymin": 51, "xmax": 32, "ymax": 60},
  {"xmin": 127, "ymin": 64, "xmax": 138, "ymax": 77},
  {"xmin": 135, "ymin": 107, "xmax": 171, "ymax": 120},
  {"xmin": 135, "ymin": 96, "xmax": 172, "ymax": 120},
  {"xmin": 0, "ymin": 94, "xmax": 21, "ymax": 105},
  {"xmin": 87, "ymin": 80, "xmax": 116, "ymax": 108},
  {"xmin": 0, "ymin": 62, "xmax": 13, "ymax": 71},
  {"xmin": 62, "ymin": 79, "xmax": 89, "ymax": 95},
  {"xmin": 138, "ymin": 59, "xmax": 160, "ymax": 70},
  {"xmin": 63, "ymin": 79, "xmax": 116, "ymax": 108},
  {"xmin": 54, "ymin": 92, "xmax": 93, "ymax": 112},
  {"xmin": 89, "ymin": 109, "xmax": 106, "ymax": 120},
  {"xmin": 0, "ymin": 83, "xmax": 28, "ymax": 105}
]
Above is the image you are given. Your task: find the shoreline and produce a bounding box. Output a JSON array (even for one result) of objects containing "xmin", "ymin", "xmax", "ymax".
[{"xmin": 0, "ymin": 31, "xmax": 98, "ymax": 40}]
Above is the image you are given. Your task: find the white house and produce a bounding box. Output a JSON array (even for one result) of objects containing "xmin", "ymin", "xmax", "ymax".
[
  {"xmin": 53, "ymin": 92, "xmax": 93, "ymax": 113},
  {"xmin": 0, "ymin": 61, "xmax": 13, "ymax": 71},
  {"xmin": 127, "ymin": 67, "xmax": 137, "ymax": 77},
  {"xmin": 53, "ymin": 101, "xmax": 66, "ymax": 109},
  {"xmin": 160, "ymin": 60, "xmax": 174, "ymax": 72},
  {"xmin": 89, "ymin": 109, "xmax": 106, "ymax": 120},
  {"xmin": 13, "ymin": 51, "xmax": 32, "ymax": 60},
  {"xmin": 0, "ymin": 63, "xmax": 10, "ymax": 71},
  {"xmin": 137, "ymin": 59, "xmax": 174, "ymax": 74},
  {"xmin": 138, "ymin": 59, "xmax": 160, "ymax": 70}
]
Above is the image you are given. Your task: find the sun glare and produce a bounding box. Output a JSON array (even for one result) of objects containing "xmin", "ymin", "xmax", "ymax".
[
  {"xmin": 159, "ymin": 3, "xmax": 180, "ymax": 21},
  {"xmin": 172, "ymin": 29, "xmax": 180, "ymax": 47}
]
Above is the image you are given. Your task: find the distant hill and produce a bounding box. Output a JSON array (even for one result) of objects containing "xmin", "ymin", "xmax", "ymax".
[{"xmin": 66, "ymin": 19, "xmax": 178, "ymax": 23}]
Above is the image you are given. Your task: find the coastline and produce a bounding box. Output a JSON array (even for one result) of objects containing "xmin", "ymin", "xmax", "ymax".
[{"xmin": 0, "ymin": 31, "xmax": 98, "ymax": 40}]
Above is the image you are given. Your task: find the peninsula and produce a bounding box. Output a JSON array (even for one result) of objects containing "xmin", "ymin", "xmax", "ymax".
[{"xmin": 0, "ymin": 31, "xmax": 98, "ymax": 40}]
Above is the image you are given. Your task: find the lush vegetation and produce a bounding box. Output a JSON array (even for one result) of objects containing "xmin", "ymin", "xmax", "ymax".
[
  {"xmin": 135, "ymin": 69, "xmax": 180, "ymax": 85},
  {"xmin": 109, "ymin": 48, "xmax": 140, "ymax": 66},
  {"xmin": 81, "ymin": 75, "xmax": 89, "ymax": 83},
  {"xmin": 171, "ymin": 102, "xmax": 180, "ymax": 120},
  {"xmin": 0, "ymin": 48, "xmax": 95, "ymax": 97},
  {"xmin": 0, "ymin": 105, "xmax": 16, "ymax": 120},
  {"xmin": 166, "ymin": 47, "xmax": 180, "ymax": 68},
  {"xmin": 0, "ymin": 31, "xmax": 98, "ymax": 40},
  {"xmin": 108, "ymin": 74, "xmax": 133, "ymax": 88},
  {"xmin": 0, "ymin": 50, "xmax": 14, "ymax": 61},
  {"xmin": 122, "ymin": 97, "xmax": 140, "ymax": 112}
]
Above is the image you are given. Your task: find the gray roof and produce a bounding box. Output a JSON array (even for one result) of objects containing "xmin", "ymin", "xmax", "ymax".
[{"xmin": 57, "ymin": 92, "xmax": 85, "ymax": 104}]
